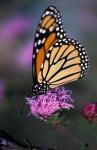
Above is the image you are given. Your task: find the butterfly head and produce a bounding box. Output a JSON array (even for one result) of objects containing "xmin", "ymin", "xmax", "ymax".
[{"xmin": 31, "ymin": 83, "xmax": 49, "ymax": 97}]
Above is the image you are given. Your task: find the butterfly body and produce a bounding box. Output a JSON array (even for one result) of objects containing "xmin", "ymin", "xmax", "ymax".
[
  {"xmin": 31, "ymin": 83, "xmax": 49, "ymax": 97},
  {"xmin": 30, "ymin": 6, "xmax": 89, "ymax": 97}
]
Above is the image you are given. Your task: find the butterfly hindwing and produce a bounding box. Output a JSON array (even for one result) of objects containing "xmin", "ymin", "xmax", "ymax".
[
  {"xmin": 32, "ymin": 6, "xmax": 67, "ymax": 83},
  {"xmin": 38, "ymin": 37, "xmax": 89, "ymax": 88}
]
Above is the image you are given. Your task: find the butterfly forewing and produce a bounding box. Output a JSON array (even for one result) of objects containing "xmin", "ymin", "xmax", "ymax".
[{"xmin": 32, "ymin": 6, "xmax": 67, "ymax": 83}]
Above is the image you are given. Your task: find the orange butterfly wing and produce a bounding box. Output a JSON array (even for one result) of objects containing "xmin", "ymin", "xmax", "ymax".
[
  {"xmin": 38, "ymin": 38, "xmax": 89, "ymax": 87},
  {"xmin": 32, "ymin": 6, "xmax": 67, "ymax": 83}
]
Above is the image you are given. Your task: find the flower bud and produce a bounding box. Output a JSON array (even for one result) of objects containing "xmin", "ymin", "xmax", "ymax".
[{"xmin": 82, "ymin": 102, "xmax": 97, "ymax": 123}]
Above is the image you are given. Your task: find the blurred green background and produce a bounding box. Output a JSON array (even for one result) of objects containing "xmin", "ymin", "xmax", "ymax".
[{"xmin": 0, "ymin": 0, "xmax": 97, "ymax": 149}]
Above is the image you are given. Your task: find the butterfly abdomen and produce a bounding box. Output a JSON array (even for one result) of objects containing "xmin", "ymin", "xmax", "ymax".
[{"xmin": 31, "ymin": 83, "xmax": 49, "ymax": 96}]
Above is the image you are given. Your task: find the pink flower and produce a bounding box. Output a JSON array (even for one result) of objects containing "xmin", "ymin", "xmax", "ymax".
[
  {"xmin": 82, "ymin": 102, "xmax": 97, "ymax": 123},
  {"xmin": 15, "ymin": 41, "xmax": 33, "ymax": 68},
  {"xmin": 26, "ymin": 86, "xmax": 74, "ymax": 119}
]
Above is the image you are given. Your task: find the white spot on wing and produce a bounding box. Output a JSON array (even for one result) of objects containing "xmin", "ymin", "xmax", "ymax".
[
  {"xmin": 36, "ymin": 49, "xmax": 39, "ymax": 53},
  {"xmin": 36, "ymin": 33, "xmax": 39, "ymax": 38},
  {"xmin": 34, "ymin": 42, "xmax": 37, "ymax": 47},
  {"xmin": 56, "ymin": 27, "xmax": 59, "ymax": 31},
  {"xmin": 40, "ymin": 28, "xmax": 42, "ymax": 33},
  {"xmin": 45, "ymin": 11, "xmax": 50, "ymax": 15},
  {"xmin": 46, "ymin": 53, "xmax": 50, "ymax": 58},
  {"xmin": 42, "ymin": 29, "xmax": 46, "ymax": 34},
  {"xmin": 38, "ymin": 40, "xmax": 41, "ymax": 45},
  {"xmin": 60, "ymin": 34, "xmax": 63, "ymax": 38},
  {"xmin": 42, "ymin": 38, "xmax": 45, "ymax": 44},
  {"xmin": 57, "ymin": 32, "xmax": 60, "ymax": 36},
  {"xmin": 41, "ymin": 64, "xmax": 43, "ymax": 68},
  {"xmin": 33, "ymin": 54, "xmax": 35, "ymax": 58},
  {"xmin": 49, "ymin": 26, "xmax": 54, "ymax": 32}
]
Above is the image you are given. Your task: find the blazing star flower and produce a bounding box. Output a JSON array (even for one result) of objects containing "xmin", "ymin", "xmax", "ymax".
[
  {"xmin": 26, "ymin": 86, "xmax": 74, "ymax": 119},
  {"xmin": 82, "ymin": 102, "xmax": 97, "ymax": 123}
]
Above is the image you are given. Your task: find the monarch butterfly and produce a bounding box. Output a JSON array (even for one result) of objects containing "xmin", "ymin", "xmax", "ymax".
[{"xmin": 31, "ymin": 5, "xmax": 89, "ymax": 97}]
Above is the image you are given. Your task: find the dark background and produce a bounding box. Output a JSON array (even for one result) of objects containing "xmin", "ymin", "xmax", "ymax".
[{"xmin": 0, "ymin": 0, "xmax": 97, "ymax": 149}]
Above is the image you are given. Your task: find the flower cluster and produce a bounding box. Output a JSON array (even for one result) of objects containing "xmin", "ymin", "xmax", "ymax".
[
  {"xmin": 26, "ymin": 86, "xmax": 74, "ymax": 119},
  {"xmin": 82, "ymin": 102, "xmax": 97, "ymax": 123}
]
